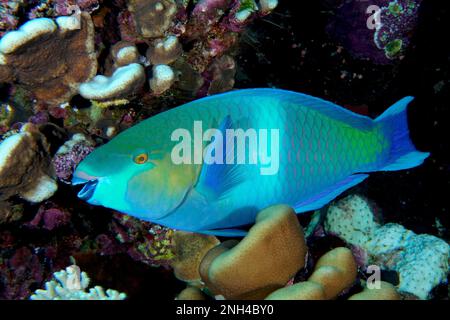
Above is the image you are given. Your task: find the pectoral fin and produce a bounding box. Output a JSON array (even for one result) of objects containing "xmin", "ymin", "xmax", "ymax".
[{"xmin": 194, "ymin": 116, "xmax": 244, "ymax": 201}]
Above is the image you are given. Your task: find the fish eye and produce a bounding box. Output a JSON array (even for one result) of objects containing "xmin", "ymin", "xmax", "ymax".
[{"xmin": 133, "ymin": 152, "xmax": 148, "ymax": 164}]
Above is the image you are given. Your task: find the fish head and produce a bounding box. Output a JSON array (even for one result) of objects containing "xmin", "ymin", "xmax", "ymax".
[{"xmin": 72, "ymin": 129, "xmax": 198, "ymax": 221}]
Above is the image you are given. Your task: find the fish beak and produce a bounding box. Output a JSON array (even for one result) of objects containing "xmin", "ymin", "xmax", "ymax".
[
  {"xmin": 72, "ymin": 170, "xmax": 99, "ymax": 185},
  {"xmin": 78, "ymin": 179, "xmax": 99, "ymax": 201},
  {"xmin": 72, "ymin": 170, "xmax": 101, "ymax": 201}
]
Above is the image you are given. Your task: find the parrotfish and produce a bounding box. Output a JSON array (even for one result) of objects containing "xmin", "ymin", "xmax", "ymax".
[{"xmin": 73, "ymin": 89, "xmax": 429, "ymax": 236}]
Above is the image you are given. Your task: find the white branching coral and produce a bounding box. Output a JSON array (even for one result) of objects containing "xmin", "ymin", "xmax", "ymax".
[{"xmin": 30, "ymin": 265, "xmax": 127, "ymax": 300}]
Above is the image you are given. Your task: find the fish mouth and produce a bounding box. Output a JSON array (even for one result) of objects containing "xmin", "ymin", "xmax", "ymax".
[{"xmin": 77, "ymin": 179, "xmax": 99, "ymax": 201}]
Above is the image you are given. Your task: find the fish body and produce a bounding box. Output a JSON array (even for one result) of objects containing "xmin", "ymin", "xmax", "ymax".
[{"xmin": 73, "ymin": 89, "xmax": 429, "ymax": 236}]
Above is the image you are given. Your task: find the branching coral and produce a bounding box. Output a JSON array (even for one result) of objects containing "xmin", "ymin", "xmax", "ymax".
[{"xmin": 30, "ymin": 265, "xmax": 126, "ymax": 300}]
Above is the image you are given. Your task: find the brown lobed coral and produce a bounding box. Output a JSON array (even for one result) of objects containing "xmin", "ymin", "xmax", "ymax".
[
  {"xmin": 173, "ymin": 204, "xmax": 402, "ymax": 301},
  {"xmin": 199, "ymin": 205, "xmax": 307, "ymax": 300},
  {"xmin": 0, "ymin": 123, "xmax": 57, "ymax": 203},
  {"xmin": 0, "ymin": 13, "xmax": 97, "ymax": 105},
  {"xmin": 127, "ymin": 0, "xmax": 178, "ymax": 39}
]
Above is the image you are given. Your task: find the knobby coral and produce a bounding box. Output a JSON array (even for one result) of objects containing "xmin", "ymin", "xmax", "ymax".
[
  {"xmin": 199, "ymin": 205, "xmax": 307, "ymax": 300},
  {"xmin": 175, "ymin": 204, "xmax": 402, "ymax": 301},
  {"xmin": 324, "ymin": 195, "xmax": 450, "ymax": 299}
]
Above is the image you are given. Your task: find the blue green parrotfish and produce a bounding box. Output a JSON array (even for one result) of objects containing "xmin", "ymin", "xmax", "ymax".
[{"xmin": 73, "ymin": 89, "xmax": 429, "ymax": 237}]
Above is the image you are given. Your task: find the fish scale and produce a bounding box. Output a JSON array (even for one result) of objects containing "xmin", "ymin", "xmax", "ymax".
[{"xmin": 73, "ymin": 89, "xmax": 429, "ymax": 236}]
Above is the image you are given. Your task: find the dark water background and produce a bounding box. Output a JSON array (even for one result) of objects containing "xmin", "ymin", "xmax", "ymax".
[{"xmin": 237, "ymin": 0, "xmax": 450, "ymax": 240}]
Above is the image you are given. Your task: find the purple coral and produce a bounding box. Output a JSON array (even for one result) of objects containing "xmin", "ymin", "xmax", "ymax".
[
  {"xmin": 28, "ymin": 0, "xmax": 101, "ymax": 19},
  {"xmin": 52, "ymin": 134, "xmax": 94, "ymax": 183},
  {"xmin": 0, "ymin": 247, "xmax": 44, "ymax": 299},
  {"xmin": 326, "ymin": 0, "xmax": 422, "ymax": 64},
  {"xmin": 374, "ymin": 0, "xmax": 422, "ymax": 59},
  {"xmin": 26, "ymin": 204, "xmax": 72, "ymax": 231},
  {"xmin": 0, "ymin": 0, "xmax": 22, "ymax": 36}
]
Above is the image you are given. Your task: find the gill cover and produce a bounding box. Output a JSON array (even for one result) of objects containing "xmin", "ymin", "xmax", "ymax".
[{"xmin": 125, "ymin": 154, "xmax": 197, "ymax": 219}]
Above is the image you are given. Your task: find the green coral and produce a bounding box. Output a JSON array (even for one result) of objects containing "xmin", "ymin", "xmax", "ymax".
[
  {"xmin": 235, "ymin": 0, "xmax": 258, "ymax": 22},
  {"xmin": 388, "ymin": 1, "xmax": 403, "ymax": 16},
  {"xmin": 384, "ymin": 39, "xmax": 403, "ymax": 58}
]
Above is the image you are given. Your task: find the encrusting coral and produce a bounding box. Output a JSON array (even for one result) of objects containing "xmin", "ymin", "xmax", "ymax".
[
  {"xmin": 0, "ymin": 13, "xmax": 97, "ymax": 105},
  {"xmin": 111, "ymin": 41, "xmax": 140, "ymax": 68},
  {"xmin": 323, "ymin": 195, "xmax": 450, "ymax": 300},
  {"xmin": 149, "ymin": 64, "xmax": 176, "ymax": 95},
  {"xmin": 52, "ymin": 133, "xmax": 94, "ymax": 183}
]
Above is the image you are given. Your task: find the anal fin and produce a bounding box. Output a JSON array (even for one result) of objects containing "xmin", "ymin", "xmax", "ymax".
[
  {"xmin": 199, "ymin": 228, "xmax": 248, "ymax": 237},
  {"xmin": 294, "ymin": 174, "xmax": 369, "ymax": 213}
]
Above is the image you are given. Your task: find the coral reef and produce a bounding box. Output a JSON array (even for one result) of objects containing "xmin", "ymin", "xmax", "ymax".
[
  {"xmin": 0, "ymin": 0, "xmax": 446, "ymax": 302},
  {"xmin": 52, "ymin": 133, "xmax": 94, "ymax": 183},
  {"xmin": 374, "ymin": 0, "xmax": 423, "ymax": 59},
  {"xmin": 323, "ymin": 195, "xmax": 450, "ymax": 299},
  {"xmin": 171, "ymin": 231, "xmax": 220, "ymax": 286},
  {"xmin": 174, "ymin": 205, "xmax": 404, "ymax": 301},
  {"xmin": 348, "ymin": 281, "xmax": 400, "ymax": 300},
  {"xmin": 26, "ymin": 203, "xmax": 72, "ymax": 231},
  {"xmin": 176, "ymin": 286, "xmax": 207, "ymax": 300},
  {"xmin": 326, "ymin": 0, "xmax": 422, "ymax": 64},
  {"xmin": 79, "ymin": 63, "xmax": 146, "ymax": 101},
  {"xmin": 30, "ymin": 265, "xmax": 126, "ymax": 300},
  {"xmin": 199, "ymin": 205, "xmax": 307, "ymax": 300},
  {"xmin": 0, "ymin": 13, "xmax": 97, "ymax": 104},
  {"xmin": 0, "ymin": 123, "xmax": 57, "ymax": 203},
  {"xmin": 266, "ymin": 247, "xmax": 357, "ymax": 300}
]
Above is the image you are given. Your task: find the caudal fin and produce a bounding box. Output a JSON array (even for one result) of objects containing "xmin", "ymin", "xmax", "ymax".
[{"xmin": 375, "ymin": 97, "xmax": 430, "ymax": 171}]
